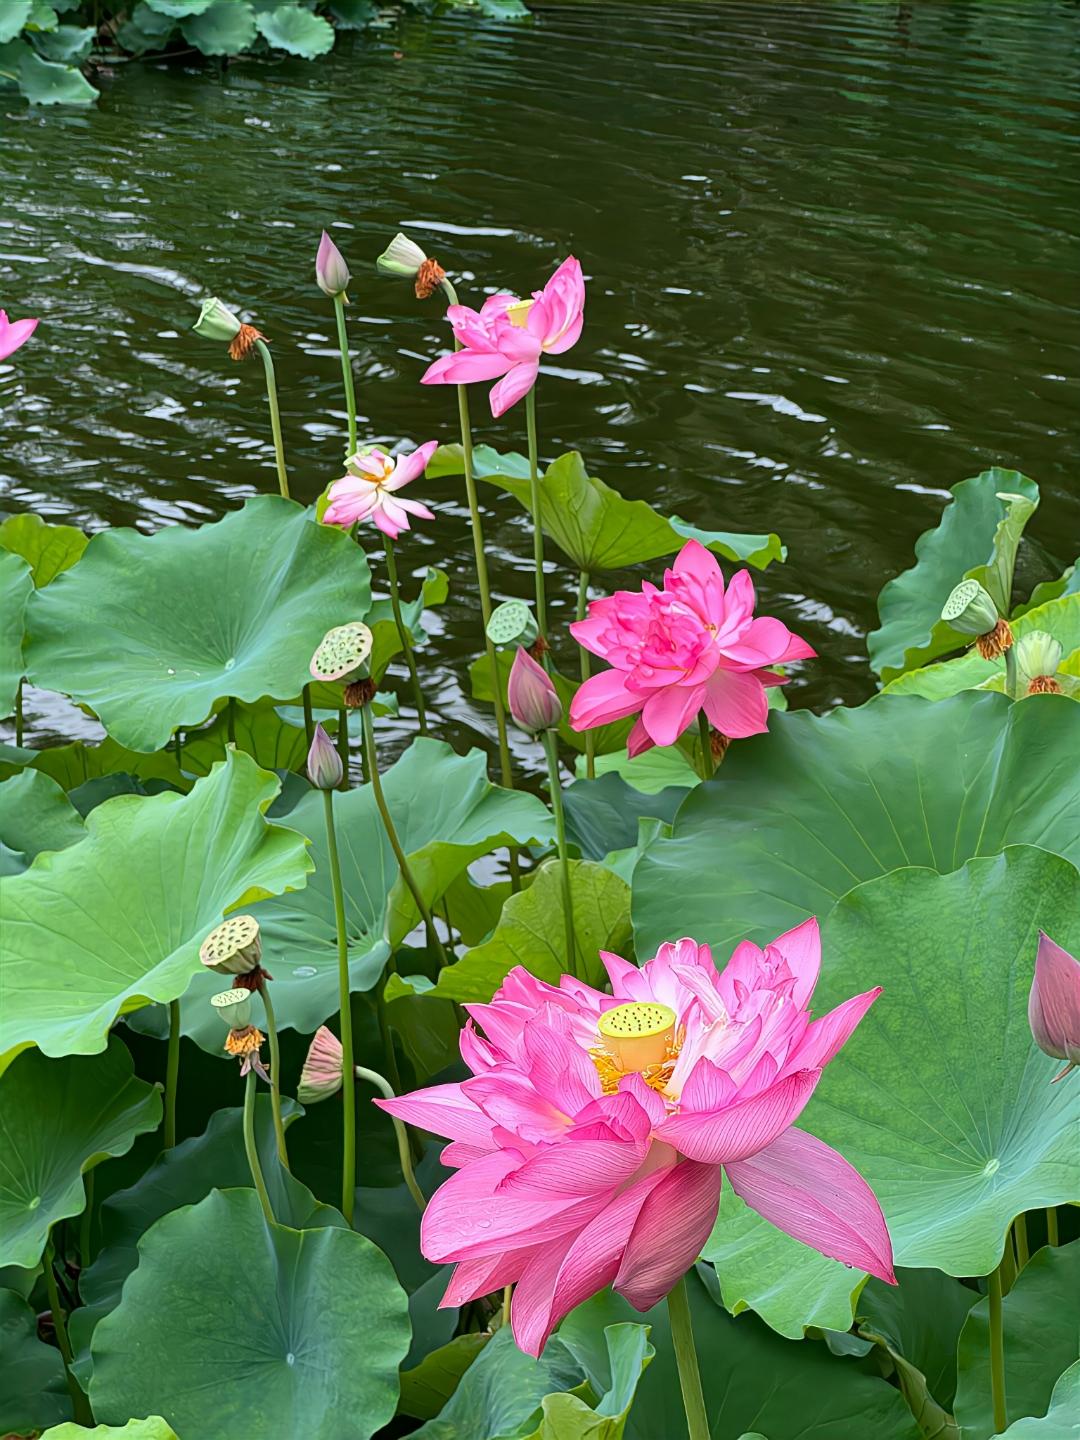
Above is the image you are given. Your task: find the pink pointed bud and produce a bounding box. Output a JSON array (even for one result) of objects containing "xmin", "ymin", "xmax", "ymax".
[
  {"xmin": 508, "ymin": 646, "xmax": 562, "ymax": 733},
  {"xmin": 298, "ymin": 1025, "xmax": 345, "ymax": 1103},
  {"xmin": 1029, "ymin": 932, "xmax": 1080, "ymax": 1081},
  {"xmin": 316, "ymin": 230, "xmax": 351, "ymax": 298},
  {"xmin": 306, "ymin": 722, "xmax": 343, "ymax": 790}
]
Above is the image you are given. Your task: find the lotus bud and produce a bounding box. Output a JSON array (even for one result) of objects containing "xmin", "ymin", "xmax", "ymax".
[
  {"xmin": 486, "ymin": 599, "xmax": 538, "ymax": 652},
  {"xmin": 298, "ymin": 1025, "xmax": 345, "ymax": 1103},
  {"xmin": 200, "ymin": 914, "xmax": 262, "ymax": 975},
  {"xmin": 376, "ymin": 232, "xmax": 428, "ymax": 280},
  {"xmin": 941, "ymin": 579, "xmax": 999, "ymax": 637},
  {"xmin": 307, "ymin": 722, "xmax": 343, "ymax": 791},
  {"xmin": 508, "ymin": 646, "xmax": 562, "ymax": 733},
  {"xmin": 192, "ymin": 296, "xmax": 242, "ymax": 344},
  {"xmin": 1014, "ymin": 630, "xmax": 1063, "ymax": 695},
  {"xmin": 316, "ymin": 230, "xmax": 351, "ymax": 299},
  {"xmin": 1028, "ymin": 931, "xmax": 1080, "ymax": 1081},
  {"xmin": 210, "ymin": 987, "xmax": 253, "ymax": 1029}
]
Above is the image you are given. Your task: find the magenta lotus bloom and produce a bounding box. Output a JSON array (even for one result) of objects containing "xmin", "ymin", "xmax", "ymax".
[
  {"xmin": 316, "ymin": 230, "xmax": 351, "ymax": 299},
  {"xmin": 376, "ymin": 918, "xmax": 894, "ymax": 1356},
  {"xmin": 0, "ymin": 310, "xmax": 39, "ymax": 362},
  {"xmin": 569, "ymin": 539, "xmax": 815, "ymax": 755},
  {"xmin": 323, "ymin": 441, "xmax": 437, "ymax": 539},
  {"xmin": 1029, "ymin": 932, "xmax": 1080, "ymax": 1081},
  {"xmin": 508, "ymin": 646, "xmax": 562, "ymax": 733},
  {"xmin": 421, "ymin": 256, "xmax": 585, "ymax": 417}
]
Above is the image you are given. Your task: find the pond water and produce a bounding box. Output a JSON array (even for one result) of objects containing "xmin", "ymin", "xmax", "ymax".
[{"xmin": 3, "ymin": 0, "xmax": 1078, "ymax": 759}]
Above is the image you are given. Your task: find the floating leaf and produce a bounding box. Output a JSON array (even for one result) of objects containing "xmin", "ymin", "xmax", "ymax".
[
  {"xmin": 88, "ymin": 1189, "xmax": 409, "ymax": 1438},
  {"xmin": 0, "ymin": 0, "xmax": 31, "ymax": 42},
  {"xmin": 28, "ymin": 22, "xmax": 95, "ymax": 61},
  {"xmin": 999, "ymin": 1361, "xmax": 1079, "ymax": 1438},
  {"xmin": 143, "ymin": 0, "xmax": 215, "ymax": 15},
  {"xmin": 115, "ymin": 2, "xmax": 176, "ymax": 51},
  {"xmin": 255, "ymin": 2, "xmax": 334, "ymax": 57},
  {"xmin": 0, "ymin": 768, "xmax": 84, "ymax": 869},
  {"xmin": 0, "ymin": 1039, "xmax": 162, "ymax": 1269},
  {"xmin": 0, "ymin": 36, "xmax": 97, "ymax": 103},
  {"xmin": 0, "ymin": 1287, "xmax": 70, "ymax": 1432},
  {"xmin": 868, "ymin": 469, "xmax": 1039, "ymax": 681},
  {"xmin": 181, "ymin": 0, "xmax": 257, "ymax": 52},
  {"xmin": 24, "ymin": 496, "xmax": 372, "ymax": 752},
  {"xmin": 0, "ymin": 550, "xmax": 32, "ymax": 718},
  {"xmin": 0, "ymin": 750, "xmax": 312, "ymax": 1069},
  {"xmin": 632, "ymin": 691, "xmax": 1080, "ymax": 957},
  {"xmin": 328, "ymin": 0, "xmax": 376, "ymax": 27}
]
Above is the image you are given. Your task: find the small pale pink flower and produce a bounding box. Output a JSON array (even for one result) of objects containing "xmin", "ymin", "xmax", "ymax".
[
  {"xmin": 421, "ymin": 256, "xmax": 585, "ymax": 417},
  {"xmin": 316, "ymin": 230, "xmax": 351, "ymax": 299},
  {"xmin": 323, "ymin": 441, "xmax": 437, "ymax": 540},
  {"xmin": 299, "ymin": 1025, "xmax": 346, "ymax": 1103},
  {"xmin": 1029, "ymin": 932, "xmax": 1080, "ymax": 1082},
  {"xmin": 0, "ymin": 311, "xmax": 39, "ymax": 362},
  {"xmin": 377, "ymin": 918, "xmax": 894, "ymax": 1356},
  {"xmin": 569, "ymin": 539, "xmax": 815, "ymax": 755}
]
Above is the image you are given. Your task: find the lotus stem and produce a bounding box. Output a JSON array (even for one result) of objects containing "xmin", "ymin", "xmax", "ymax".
[
  {"xmin": 503, "ymin": 1284, "xmax": 512, "ymax": 1327},
  {"xmin": 988, "ymin": 1258, "xmax": 1008, "ymax": 1434},
  {"xmin": 576, "ymin": 569, "xmax": 595, "ymax": 780},
  {"xmin": 80, "ymin": 1170, "xmax": 94, "ymax": 1267},
  {"xmin": 525, "ymin": 387, "xmax": 548, "ymax": 646},
  {"xmin": 302, "ymin": 683, "xmax": 314, "ymax": 748},
  {"xmin": 332, "ymin": 293, "xmax": 358, "ymax": 457},
  {"xmin": 259, "ymin": 980, "xmax": 289, "ymax": 1172},
  {"xmin": 1000, "ymin": 1230, "xmax": 1017, "ymax": 1293},
  {"xmin": 384, "ymin": 536, "xmax": 428, "ymax": 734},
  {"xmin": 253, "ymin": 338, "xmax": 289, "ymax": 499},
  {"xmin": 361, "ymin": 704, "xmax": 447, "ymax": 967},
  {"xmin": 697, "ymin": 710, "xmax": 715, "ymax": 783},
  {"xmin": 542, "ymin": 730, "xmax": 578, "ymax": 978},
  {"xmin": 173, "ymin": 728, "xmax": 183, "ymax": 771},
  {"xmin": 14, "ymin": 678, "xmax": 23, "ymax": 746},
  {"xmin": 227, "ymin": 697, "xmax": 237, "ymax": 746},
  {"xmin": 164, "ymin": 998, "xmax": 180, "ymax": 1149},
  {"xmin": 45, "ymin": 1237, "xmax": 93, "ymax": 1426},
  {"xmin": 337, "ymin": 706, "xmax": 350, "ymax": 790},
  {"xmin": 667, "ymin": 1274, "xmax": 709, "ymax": 1440},
  {"xmin": 1004, "ymin": 644, "xmax": 1019, "ymax": 700},
  {"xmin": 1047, "ymin": 1207, "xmax": 1059, "ymax": 1246},
  {"xmin": 322, "ymin": 786, "xmax": 355, "ymax": 1224},
  {"xmin": 354, "ymin": 1065, "xmax": 425, "ymax": 1211},
  {"xmin": 1013, "ymin": 1213, "xmax": 1029, "ymax": 1269},
  {"xmin": 242, "ymin": 1068, "xmax": 276, "ymax": 1226}
]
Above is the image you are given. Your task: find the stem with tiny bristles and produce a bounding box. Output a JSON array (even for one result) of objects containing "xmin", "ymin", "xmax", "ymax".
[
  {"xmin": 696, "ymin": 710, "xmax": 715, "ymax": 782},
  {"xmin": 1013, "ymin": 1213, "xmax": 1029, "ymax": 1270},
  {"xmin": 45, "ymin": 1236, "xmax": 93, "ymax": 1425},
  {"xmin": 242, "ymin": 1068, "xmax": 276, "ymax": 1225},
  {"xmin": 525, "ymin": 386, "xmax": 548, "ymax": 645},
  {"xmin": 667, "ymin": 1275, "xmax": 709, "ymax": 1440},
  {"xmin": 1047, "ymin": 1207, "xmax": 1059, "ymax": 1246},
  {"xmin": 384, "ymin": 536, "xmax": 428, "ymax": 733},
  {"xmin": 337, "ymin": 706, "xmax": 350, "ymax": 790},
  {"xmin": 989, "ymin": 1258, "xmax": 1008, "ymax": 1433},
  {"xmin": 15, "ymin": 679, "xmax": 23, "ymax": 746},
  {"xmin": 332, "ymin": 293, "xmax": 358, "ymax": 457},
  {"xmin": 164, "ymin": 999, "xmax": 180, "ymax": 1149},
  {"xmin": 542, "ymin": 729, "xmax": 577, "ymax": 977},
  {"xmin": 302, "ymin": 684, "xmax": 314, "ymax": 749},
  {"xmin": 575, "ymin": 569, "xmax": 595, "ymax": 779},
  {"xmin": 354, "ymin": 1065, "xmax": 425, "ymax": 1210},
  {"xmin": 322, "ymin": 787, "xmax": 355, "ymax": 1224},
  {"xmin": 260, "ymin": 981, "xmax": 289, "ymax": 1172},
  {"xmin": 80, "ymin": 1170, "xmax": 94, "ymax": 1267},
  {"xmin": 254, "ymin": 338, "xmax": 289, "ymax": 499}
]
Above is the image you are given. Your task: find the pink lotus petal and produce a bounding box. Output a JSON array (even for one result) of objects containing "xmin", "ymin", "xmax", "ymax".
[
  {"xmin": 701, "ymin": 667, "xmax": 770, "ymax": 739},
  {"xmin": 376, "ymin": 1082, "xmax": 494, "ymax": 1148},
  {"xmin": 641, "ymin": 682, "xmax": 707, "ymax": 749},
  {"xmin": 569, "ymin": 668, "xmax": 644, "ymax": 731},
  {"xmin": 0, "ymin": 312, "xmax": 39, "ymax": 363},
  {"xmin": 422, "ymin": 349, "xmax": 512, "ymax": 386},
  {"xmin": 490, "ymin": 360, "xmax": 540, "ymax": 417},
  {"xmin": 789, "ymin": 987, "xmax": 881, "ymax": 1072},
  {"xmin": 657, "ymin": 1068, "xmax": 821, "ymax": 1164},
  {"xmin": 440, "ymin": 1245, "xmax": 545, "ymax": 1309},
  {"xmin": 614, "ymin": 1159, "xmax": 724, "ymax": 1310},
  {"xmin": 388, "ymin": 439, "xmax": 438, "ymax": 486}
]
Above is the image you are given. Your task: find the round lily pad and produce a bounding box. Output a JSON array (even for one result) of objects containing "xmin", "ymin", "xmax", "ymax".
[{"xmin": 309, "ymin": 620, "xmax": 373, "ymax": 682}]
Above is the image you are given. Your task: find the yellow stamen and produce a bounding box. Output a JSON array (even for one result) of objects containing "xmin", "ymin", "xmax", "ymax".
[{"xmin": 505, "ymin": 297, "xmax": 534, "ymax": 329}]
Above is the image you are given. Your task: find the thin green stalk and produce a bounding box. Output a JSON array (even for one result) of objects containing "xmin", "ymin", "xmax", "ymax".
[
  {"xmin": 253, "ymin": 338, "xmax": 289, "ymax": 499},
  {"xmin": 227, "ymin": 696, "xmax": 237, "ymax": 746},
  {"xmin": 576, "ymin": 569, "xmax": 595, "ymax": 779},
  {"xmin": 384, "ymin": 537, "xmax": 428, "ymax": 733},
  {"xmin": 302, "ymin": 683, "xmax": 314, "ymax": 748},
  {"xmin": 337, "ymin": 706, "xmax": 350, "ymax": 790},
  {"xmin": 361, "ymin": 705, "xmax": 447, "ymax": 965},
  {"xmin": 173, "ymin": 728, "xmax": 183, "ymax": 771},
  {"xmin": 355, "ymin": 1065, "xmax": 425, "ymax": 1210},
  {"xmin": 1013, "ymin": 1213, "xmax": 1029, "ymax": 1270},
  {"xmin": 164, "ymin": 999, "xmax": 180, "ymax": 1149},
  {"xmin": 1000, "ymin": 1230, "xmax": 1017, "ymax": 1294},
  {"xmin": 259, "ymin": 981, "xmax": 289, "ymax": 1172},
  {"xmin": 322, "ymin": 787, "xmax": 355, "ymax": 1224},
  {"xmin": 80, "ymin": 1170, "xmax": 94, "ymax": 1268},
  {"xmin": 667, "ymin": 1275, "xmax": 710, "ymax": 1440},
  {"xmin": 242, "ymin": 1068, "xmax": 275, "ymax": 1225},
  {"xmin": 1047, "ymin": 1207, "xmax": 1059, "ymax": 1246},
  {"xmin": 45, "ymin": 1238, "xmax": 93, "ymax": 1426},
  {"xmin": 15, "ymin": 678, "xmax": 23, "ymax": 746},
  {"xmin": 542, "ymin": 730, "xmax": 577, "ymax": 977},
  {"xmin": 1004, "ymin": 644, "xmax": 1019, "ymax": 700},
  {"xmin": 503, "ymin": 1284, "xmax": 512, "ymax": 1328},
  {"xmin": 697, "ymin": 710, "xmax": 715, "ymax": 782},
  {"xmin": 525, "ymin": 386, "xmax": 547, "ymax": 643},
  {"xmin": 332, "ymin": 293, "xmax": 358, "ymax": 456},
  {"xmin": 988, "ymin": 1260, "xmax": 1008, "ymax": 1434}
]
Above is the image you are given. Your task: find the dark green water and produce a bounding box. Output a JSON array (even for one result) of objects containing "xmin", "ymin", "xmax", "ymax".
[{"xmin": 3, "ymin": 1, "xmax": 1078, "ymax": 757}]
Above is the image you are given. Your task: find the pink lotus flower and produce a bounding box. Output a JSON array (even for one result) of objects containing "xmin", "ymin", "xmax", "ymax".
[
  {"xmin": 323, "ymin": 441, "xmax": 437, "ymax": 540},
  {"xmin": 0, "ymin": 311, "xmax": 39, "ymax": 362},
  {"xmin": 508, "ymin": 646, "xmax": 562, "ymax": 733},
  {"xmin": 421, "ymin": 256, "xmax": 585, "ymax": 417},
  {"xmin": 569, "ymin": 539, "xmax": 815, "ymax": 755},
  {"xmin": 1029, "ymin": 932, "xmax": 1080, "ymax": 1082},
  {"xmin": 376, "ymin": 918, "xmax": 894, "ymax": 1356}
]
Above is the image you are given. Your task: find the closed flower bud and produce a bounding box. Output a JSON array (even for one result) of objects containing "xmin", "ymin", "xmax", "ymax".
[
  {"xmin": 193, "ymin": 296, "xmax": 242, "ymax": 344},
  {"xmin": 316, "ymin": 230, "xmax": 351, "ymax": 299},
  {"xmin": 210, "ymin": 987, "xmax": 253, "ymax": 1029},
  {"xmin": 508, "ymin": 646, "xmax": 562, "ymax": 733},
  {"xmin": 941, "ymin": 579, "xmax": 999, "ymax": 637},
  {"xmin": 1015, "ymin": 630, "xmax": 1063, "ymax": 694},
  {"xmin": 1028, "ymin": 931, "xmax": 1080, "ymax": 1081},
  {"xmin": 298, "ymin": 1025, "xmax": 345, "ymax": 1103},
  {"xmin": 375, "ymin": 232, "xmax": 428, "ymax": 279},
  {"xmin": 307, "ymin": 722, "xmax": 343, "ymax": 790}
]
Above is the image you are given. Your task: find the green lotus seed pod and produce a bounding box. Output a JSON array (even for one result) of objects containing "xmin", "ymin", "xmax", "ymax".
[
  {"xmin": 200, "ymin": 915, "xmax": 261, "ymax": 975},
  {"xmin": 192, "ymin": 296, "xmax": 242, "ymax": 344},
  {"xmin": 310, "ymin": 621, "xmax": 374, "ymax": 684},
  {"xmin": 941, "ymin": 579, "xmax": 999, "ymax": 636},
  {"xmin": 486, "ymin": 599, "xmax": 538, "ymax": 651},
  {"xmin": 375, "ymin": 233, "xmax": 428, "ymax": 279},
  {"xmin": 210, "ymin": 987, "xmax": 253, "ymax": 1029}
]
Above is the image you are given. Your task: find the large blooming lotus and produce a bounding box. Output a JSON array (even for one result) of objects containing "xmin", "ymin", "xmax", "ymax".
[
  {"xmin": 421, "ymin": 256, "xmax": 585, "ymax": 417},
  {"xmin": 569, "ymin": 539, "xmax": 815, "ymax": 754},
  {"xmin": 0, "ymin": 310, "xmax": 39, "ymax": 362},
  {"xmin": 323, "ymin": 441, "xmax": 437, "ymax": 539},
  {"xmin": 377, "ymin": 919, "xmax": 894, "ymax": 1356}
]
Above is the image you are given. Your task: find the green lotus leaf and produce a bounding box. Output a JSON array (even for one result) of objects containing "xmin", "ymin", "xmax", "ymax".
[
  {"xmin": 702, "ymin": 1185, "xmax": 866, "ymax": 1340},
  {"xmin": 856, "ymin": 1268, "xmax": 979, "ymax": 1416},
  {"xmin": 115, "ymin": 1, "xmax": 176, "ymax": 52},
  {"xmin": 0, "ymin": 550, "xmax": 31, "ymax": 718},
  {"xmin": 24, "ymin": 496, "xmax": 372, "ymax": 752},
  {"xmin": 803, "ymin": 848, "xmax": 1080, "ymax": 1276},
  {"xmin": 0, "ymin": 750, "xmax": 312, "ymax": 1069},
  {"xmin": 144, "ymin": 0, "xmax": 215, "ymax": 15},
  {"xmin": 180, "ymin": 699, "xmax": 310, "ymax": 779},
  {"xmin": 0, "ymin": 735, "xmax": 183, "ymax": 790},
  {"xmin": 1014, "ymin": 559, "xmax": 1079, "ymax": 618},
  {"xmin": 0, "ymin": 0, "xmax": 31, "ymax": 41},
  {"xmin": 88, "ymin": 1189, "xmax": 409, "ymax": 1438},
  {"xmin": 399, "ymin": 1334, "xmax": 490, "ymax": 1422},
  {"xmin": 0, "ymin": 513, "xmax": 87, "ymax": 585},
  {"xmin": 433, "ymin": 859, "xmax": 631, "ymax": 1003},
  {"xmin": 632, "ymin": 691, "xmax": 1080, "ymax": 957},
  {"xmin": 562, "ymin": 1272, "xmax": 919, "ymax": 1440},
  {"xmin": 0, "ymin": 1287, "xmax": 71, "ymax": 1432},
  {"xmin": 430, "ymin": 444, "xmax": 784, "ymax": 573},
  {"xmin": 172, "ymin": 739, "xmax": 555, "ymax": 1048},
  {"xmin": 518, "ymin": 1323, "xmax": 654, "ymax": 1440},
  {"xmin": 181, "ymin": 0, "xmax": 256, "ymax": 52},
  {"xmin": 255, "ymin": 3, "xmax": 334, "ymax": 57},
  {"xmin": 368, "ymin": 565, "xmax": 449, "ymax": 683},
  {"xmin": 42, "ymin": 1422, "xmax": 178, "ymax": 1439},
  {"xmin": 328, "ymin": 0, "xmax": 376, "ymax": 29},
  {"xmin": 577, "ymin": 741, "xmax": 700, "ymax": 792},
  {"xmin": 883, "ymin": 593, "xmax": 1080, "ymax": 702},
  {"xmin": 28, "ymin": 21, "xmax": 95, "ymax": 61},
  {"xmin": 999, "ymin": 1361, "xmax": 1080, "ymax": 1438},
  {"xmin": 562, "ymin": 772, "xmax": 685, "ymax": 862},
  {"xmin": 0, "ymin": 36, "xmax": 97, "ymax": 102},
  {"xmin": 0, "ymin": 1039, "xmax": 162, "ymax": 1269},
  {"xmin": 868, "ymin": 468, "xmax": 1038, "ymax": 681},
  {"xmin": 954, "ymin": 1242, "xmax": 1080, "ymax": 1440},
  {"xmin": 0, "ymin": 768, "xmax": 84, "ymax": 870}
]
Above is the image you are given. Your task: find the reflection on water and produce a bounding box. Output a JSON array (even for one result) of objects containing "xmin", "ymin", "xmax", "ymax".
[{"xmin": 2, "ymin": 0, "xmax": 1078, "ymax": 756}]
